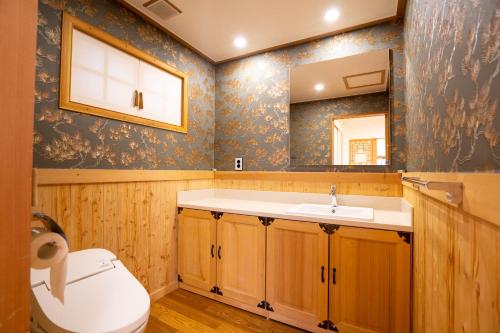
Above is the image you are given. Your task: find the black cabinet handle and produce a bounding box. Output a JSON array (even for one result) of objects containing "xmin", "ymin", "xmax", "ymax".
[
  {"xmin": 211, "ymin": 244, "xmax": 214, "ymax": 258},
  {"xmin": 218, "ymin": 246, "xmax": 222, "ymax": 259},
  {"xmin": 321, "ymin": 266, "xmax": 325, "ymax": 283},
  {"xmin": 332, "ymin": 268, "xmax": 337, "ymax": 284}
]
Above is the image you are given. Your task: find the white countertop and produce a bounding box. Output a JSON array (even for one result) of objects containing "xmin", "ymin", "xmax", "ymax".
[{"xmin": 178, "ymin": 189, "xmax": 413, "ymax": 232}]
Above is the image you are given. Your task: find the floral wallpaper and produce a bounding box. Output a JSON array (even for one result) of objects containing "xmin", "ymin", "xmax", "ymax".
[
  {"xmin": 34, "ymin": 0, "xmax": 215, "ymax": 169},
  {"xmin": 405, "ymin": 0, "xmax": 500, "ymax": 172},
  {"xmin": 215, "ymin": 22, "xmax": 406, "ymax": 171},
  {"xmin": 290, "ymin": 93, "xmax": 389, "ymax": 166}
]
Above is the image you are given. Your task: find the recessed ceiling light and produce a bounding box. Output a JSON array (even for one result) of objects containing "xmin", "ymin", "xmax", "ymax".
[
  {"xmin": 233, "ymin": 36, "xmax": 247, "ymax": 49},
  {"xmin": 315, "ymin": 83, "xmax": 325, "ymax": 92},
  {"xmin": 324, "ymin": 8, "xmax": 340, "ymax": 22}
]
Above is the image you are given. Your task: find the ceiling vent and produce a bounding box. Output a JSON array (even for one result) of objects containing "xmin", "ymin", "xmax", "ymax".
[
  {"xmin": 343, "ymin": 70, "xmax": 386, "ymax": 90},
  {"xmin": 143, "ymin": 0, "xmax": 182, "ymax": 20}
]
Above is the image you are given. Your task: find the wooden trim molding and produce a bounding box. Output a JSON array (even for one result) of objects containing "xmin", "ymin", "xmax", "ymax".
[
  {"xmin": 60, "ymin": 12, "xmax": 189, "ymax": 133},
  {"xmin": 35, "ymin": 169, "xmax": 402, "ymax": 186},
  {"xmin": 149, "ymin": 281, "xmax": 178, "ymax": 302},
  {"xmin": 215, "ymin": 171, "xmax": 401, "ymax": 184},
  {"xmin": 217, "ymin": 17, "xmax": 399, "ymax": 65},
  {"xmin": 396, "ymin": 0, "xmax": 407, "ymax": 18},
  {"xmin": 34, "ymin": 168, "xmax": 215, "ymax": 185},
  {"xmin": 403, "ymin": 172, "xmax": 500, "ymax": 226}
]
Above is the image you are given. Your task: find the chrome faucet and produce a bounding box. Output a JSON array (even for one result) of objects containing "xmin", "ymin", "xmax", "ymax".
[{"xmin": 330, "ymin": 185, "xmax": 338, "ymax": 213}]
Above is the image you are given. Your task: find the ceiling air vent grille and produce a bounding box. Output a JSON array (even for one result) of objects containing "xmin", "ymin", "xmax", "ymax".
[{"xmin": 143, "ymin": 0, "xmax": 182, "ymax": 20}]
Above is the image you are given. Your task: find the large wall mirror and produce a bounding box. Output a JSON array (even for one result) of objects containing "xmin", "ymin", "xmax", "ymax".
[{"xmin": 289, "ymin": 49, "xmax": 391, "ymax": 167}]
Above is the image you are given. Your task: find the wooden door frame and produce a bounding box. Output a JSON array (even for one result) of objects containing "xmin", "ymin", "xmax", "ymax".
[{"xmin": 0, "ymin": 0, "xmax": 38, "ymax": 330}]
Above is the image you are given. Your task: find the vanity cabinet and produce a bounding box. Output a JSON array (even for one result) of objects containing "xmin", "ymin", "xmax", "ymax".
[
  {"xmin": 329, "ymin": 227, "xmax": 411, "ymax": 333},
  {"xmin": 178, "ymin": 209, "xmax": 266, "ymax": 313},
  {"xmin": 266, "ymin": 219, "xmax": 329, "ymax": 331},
  {"xmin": 177, "ymin": 208, "xmax": 411, "ymax": 333}
]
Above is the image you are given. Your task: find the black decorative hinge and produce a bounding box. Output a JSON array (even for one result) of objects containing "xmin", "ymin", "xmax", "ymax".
[
  {"xmin": 178, "ymin": 274, "xmax": 183, "ymax": 282},
  {"xmin": 177, "ymin": 207, "xmax": 183, "ymax": 214},
  {"xmin": 258, "ymin": 216, "xmax": 275, "ymax": 226},
  {"xmin": 318, "ymin": 320, "xmax": 338, "ymax": 331},
  {"xmin": 319, "ymin": 223, "xmax": 340, "ymax": 235},
  {"xmin": 397, "ymin": 231, "xmax": 411, "ymax": 244},
  {"xmin": 211, "ymin": 211, "xmax": 223, "ymax": 220},
  {"xmin": 257, "ymin": 300, "xmax": 274, "ymax": 312},
  {"xmin": 210, "ymin": 286, "xmax": 223, "ymax": 295}
]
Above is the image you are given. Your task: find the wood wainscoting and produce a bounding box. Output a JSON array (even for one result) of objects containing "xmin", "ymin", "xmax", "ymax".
[
  {"xmin": 214, "ymin": 171, "xmax": 402, "ymax": 196},
  {"xmin": 33, "ymin": 169, "xmax": 214, "ymax": 301},
  {"xmin": 32, "ymin": 169, "xmax": 400, "ymax": 304},
  {"xmin": 404, "ymin": 175, "xmax": 500, "ymax": 332}
]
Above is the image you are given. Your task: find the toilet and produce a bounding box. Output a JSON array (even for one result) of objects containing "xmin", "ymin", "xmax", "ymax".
[{"xmin": 30, "ymin": 248, "xmax": 150, "ymax": 333}]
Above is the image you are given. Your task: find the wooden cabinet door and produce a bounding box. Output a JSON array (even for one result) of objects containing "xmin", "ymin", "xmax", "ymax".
[
  {"xmin": 330, "ymin": 227, "xmax": 410, "ymax": 333},
  {"xmin": 267, "ymin": 220, "xmax": 329, "ymax": 331},
  {"xmin": 178, "ymin": 209, "xmax": 217, "ymax": 292},
  {"xmin": 216, "ymin": 213, "xmax": 266, "ymax": 308}
]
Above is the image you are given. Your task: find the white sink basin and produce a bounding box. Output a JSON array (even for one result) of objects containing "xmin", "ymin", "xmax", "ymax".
[{"xmin": 287, "ymin": 204, "xmax": 374, "ymax": 222}]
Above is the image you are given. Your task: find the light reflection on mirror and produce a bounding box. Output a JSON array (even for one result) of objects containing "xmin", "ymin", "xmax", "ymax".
[{"xmin": 289, "ymin": 48, "xmax": 391, "ymax": 167}]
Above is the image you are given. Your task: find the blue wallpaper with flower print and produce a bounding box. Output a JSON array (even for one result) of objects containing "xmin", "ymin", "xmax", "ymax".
[
  {"xmin": 405, "ymin": 0, "xmax": 500, "ymax": 172},
  {"xmin": 215, "ymin": 22, "xmax": 406, "ymax": 171},
  {"xmin": 34, "ymin": 0, "xmax": 215, "ymax": 169}
]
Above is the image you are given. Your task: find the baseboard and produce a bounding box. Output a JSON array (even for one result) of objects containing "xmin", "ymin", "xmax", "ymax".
[
  {"xmin": 179, "ymin": 283, "xmax": 267, "ymax": 317},
  {"xmin": 149, "ymin": 281, "xmax": 179, "ymax": 302}
]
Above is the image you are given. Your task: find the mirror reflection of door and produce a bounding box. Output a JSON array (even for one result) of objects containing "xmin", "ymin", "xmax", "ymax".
[
  {"xmin": 349, "ymin": 139, "xmax": 376, "ymax": 165},
  {"xmin": 332, "ymin": 114, "xmax": 388, "ymax": 166}
]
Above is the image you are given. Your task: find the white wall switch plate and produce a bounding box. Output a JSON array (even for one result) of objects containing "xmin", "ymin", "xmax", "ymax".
[{"xmin": 234, "ymin": 157, "xmax": 243, "ymax": 171}]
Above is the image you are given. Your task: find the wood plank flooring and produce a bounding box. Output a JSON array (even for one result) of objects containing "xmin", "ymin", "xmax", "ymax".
[{"xmin": 145, "ymin": 289, "xmax": 306, "ymax": 333}]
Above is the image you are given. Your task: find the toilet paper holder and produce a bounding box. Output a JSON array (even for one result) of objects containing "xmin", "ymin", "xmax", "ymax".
[{"xmin": 32, "ymin": 211, "xmax": 68, "ymax": 244}]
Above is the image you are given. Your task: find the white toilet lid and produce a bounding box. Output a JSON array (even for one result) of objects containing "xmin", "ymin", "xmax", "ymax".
[{"xmin": 31, "ymin": 249, "xmax": 150, "ymax": 333}]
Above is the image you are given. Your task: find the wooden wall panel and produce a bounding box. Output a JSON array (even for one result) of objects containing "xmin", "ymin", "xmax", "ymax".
[
  {"xmin": 0, "ymin": 1, "xmax": 38, "ymax": 332},
  {"xmin": 405, "ymin": 187, "xmax": 500, "ymax": 333},
  {"xmin": 403, "ymin": 172, "xmax": 500, "ymax": 226},
  {"xmin": 32, "ymin": 169, "xmax": 402, "ymax": 306},
  {"xmin": 36, "ymin": 178, "xmax": 214, "ymax": 301},
  {"xmin": 215, "ymin": 172, "xmax": 402, "ymax": 197}
]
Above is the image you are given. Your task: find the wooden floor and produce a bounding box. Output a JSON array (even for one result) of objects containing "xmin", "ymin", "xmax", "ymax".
[{"xmin": 145, "ymin": 289, "xmax": 306, "ymax": 333}]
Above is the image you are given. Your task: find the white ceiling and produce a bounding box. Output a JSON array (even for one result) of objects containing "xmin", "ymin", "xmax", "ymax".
[
  {"xmin": 290, "ymin": 49, "xmax": 390, "ymax": 104},
  {"xmin": 123, "ymin": 0, "xmax": 400, "ymax": 62}
]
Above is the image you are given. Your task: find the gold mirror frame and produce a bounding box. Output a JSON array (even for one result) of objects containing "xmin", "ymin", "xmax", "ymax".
[{"xmin": 60, "ymin": 12, "xmax": 189, "ymax": 133}]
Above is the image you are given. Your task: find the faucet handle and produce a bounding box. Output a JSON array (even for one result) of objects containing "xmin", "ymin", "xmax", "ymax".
[{"xmin": 330, "ymin": 184, "xmax": 336, "ymax": 195}]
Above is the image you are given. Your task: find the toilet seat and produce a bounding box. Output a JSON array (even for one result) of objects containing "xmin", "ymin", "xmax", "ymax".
[{"xmin": 31, "ymin": 249, "xmax": 150, "ymax": 333}]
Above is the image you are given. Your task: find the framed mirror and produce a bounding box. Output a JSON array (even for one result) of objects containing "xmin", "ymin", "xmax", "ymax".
[{"xmin": 289, "ymin": 49, "xmax": 391, "ymax": 167}]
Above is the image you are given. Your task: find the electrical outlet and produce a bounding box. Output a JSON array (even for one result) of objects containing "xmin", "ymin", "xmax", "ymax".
[{"xmin": 234, "ymin": 157, "xmax": 243, "ymax": 171}]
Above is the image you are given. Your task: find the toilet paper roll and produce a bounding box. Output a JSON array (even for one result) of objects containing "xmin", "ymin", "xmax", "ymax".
[{"xmin": 31, "ymin": 227, "xmax": 68, "ymax": 304}]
